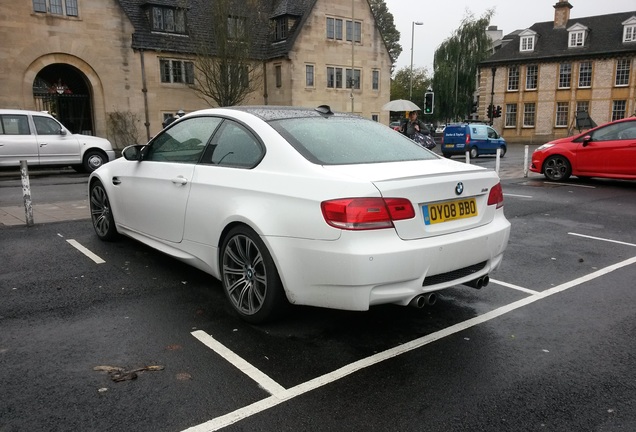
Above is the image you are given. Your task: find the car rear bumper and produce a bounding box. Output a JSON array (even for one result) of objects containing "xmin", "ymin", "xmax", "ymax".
[{"xmin": 265, "ymin": 213, "xmax": 511, "ymax": 311}]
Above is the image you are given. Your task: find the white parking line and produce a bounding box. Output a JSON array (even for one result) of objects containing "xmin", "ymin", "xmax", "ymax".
[
  {"xmin": 184, "ymin": 256, "xmax": 636, "ymax": 432},
  {"xmin": 191, "ymin": 330, "xmax": 286, "ymax": 395},
  {"xmin": 504, "ymin": 193, "xmax": 533, "ymax": 198},
  {"xmin": 549, "ymin": 182, "xmax": 596, "ymax": 188},
  {"xmin": 66, "ymin": 239, "xmax": 105, "ymax": 264},
  {"xmin": 490, "ymin": 279, "xmax": 539, "ymax": 295},
  {"xmin": 568, "ymin": 232, "xmax": 636, "ymax": 248}
]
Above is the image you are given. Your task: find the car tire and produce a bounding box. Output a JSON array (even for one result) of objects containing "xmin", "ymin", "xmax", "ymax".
[
  {"xmin": 469, "ymin": 146, "xmax": 479, "ymax": 159},
  {"xmin": 442, "ymin": 153, "xmax": 452, "ymax": 158},
  {"xmin": 499, "ymin": 146, "xmax": 507, "ymax": 157},
  {"xmin": 89, "ymin": 180, "xmax": 118, "ymax": 241},
  {"xmin": 220, "ymin": 225, "xmax": 288, "ymax": 324},
  {"xmin": 83, "ymin": 150, "xmax": 107, "ymax": 173},
  {"xmin": 543, "ymin": 155, "xmax": 572, "ymax": 181}
]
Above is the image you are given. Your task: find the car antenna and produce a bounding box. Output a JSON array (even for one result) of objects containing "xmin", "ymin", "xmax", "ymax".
[{"xmin": 315, "ymin": 105, "xmax": 334, "ymax": 116}]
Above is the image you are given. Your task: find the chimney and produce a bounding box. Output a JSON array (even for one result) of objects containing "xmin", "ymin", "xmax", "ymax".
[{"xmin": 553, "ymin": 0, "xmax": 573, "ymax": 29}]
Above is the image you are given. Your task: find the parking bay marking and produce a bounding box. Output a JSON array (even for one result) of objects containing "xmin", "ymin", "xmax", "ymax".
[
  {"xmin": 66, "ymin": 239, "xmax": 105, "ymax": 264},
  {"xmin": 185, "ymin": 255, "xmax": 636, "ymax": 432},
  {"xmin": 490, "ymin": 279, "xmax": 539, "ymax": 295},
  {"xmin": 569, "ymin": 232, "xmax": 636, "ymax": 248}
]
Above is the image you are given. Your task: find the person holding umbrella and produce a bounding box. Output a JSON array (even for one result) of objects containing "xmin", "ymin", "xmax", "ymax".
[{"xmin": 400, "ymin": 110, "xmax": 430, "ymax": 139}]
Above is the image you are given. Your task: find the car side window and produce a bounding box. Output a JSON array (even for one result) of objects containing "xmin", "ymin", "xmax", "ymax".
[
  {"xmin": 0, "ymin": 115, "xmax": 30, "ymax": 135},
  {"xmin": 145, "ymin": 116, "xmax": 221, "ymax": 163},
  {"xmin": 591, "ymin": 121, "xmax": 636, "ymax": 142},
  {"xmin": 203, "ymin": 120, "xmax": 263, "ymax": 168},
  {"xmin": 33, "ymin": 116, "xmax": 63, "ymax": 135},
  {"xmin": 487, "ymin": 127, "xmax": 499, "ymax": 139}
]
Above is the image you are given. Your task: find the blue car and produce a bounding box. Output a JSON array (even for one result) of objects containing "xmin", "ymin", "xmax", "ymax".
[{"xmin": 441, "ymin": 123, "xmax": 507, "ymax": 158}]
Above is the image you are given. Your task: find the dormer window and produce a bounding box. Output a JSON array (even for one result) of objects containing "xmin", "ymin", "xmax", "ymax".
[
  {"xmin": 567, "ymin": 23, "xmax": 588, "ymax": 48},
  {"xmin": 275, "ymin": 16, "xmax": 288, "ymax": 41},
  {"xmin": 151, "ymin": 6, "xmax": 186, "ymax": 34},
  {"xmin": 518, "ymin": 29, "xmax": 537, "ymax": 52},
  {"xmin": 622, "ymin": 17, "xmax": 636, "ymax": 43}
]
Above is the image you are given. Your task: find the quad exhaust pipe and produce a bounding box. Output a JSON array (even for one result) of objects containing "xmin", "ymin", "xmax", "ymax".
[
  {"xmin": 463, "ymin": 275, "xmax": 490, "ymax": 290},
  {"xmin": 409, "ymin": 292, "xmax": 437, "ymax": 308}
]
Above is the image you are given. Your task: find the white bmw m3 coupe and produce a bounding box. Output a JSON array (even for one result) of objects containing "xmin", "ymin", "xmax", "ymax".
[{"xmin": 89, "ymin": 106, "xmax": 510, "ymax": 323}]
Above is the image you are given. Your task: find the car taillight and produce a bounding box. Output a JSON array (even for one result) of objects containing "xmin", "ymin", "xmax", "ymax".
[
  {"xmin": 465, "ymin": 134, "xmax": 471, "ymax": 145},
  {"xmin": 321, "ymin": 198, "xmax": 415, "ymax": 230},
  {"xmin": 487, "ymin": 183, "xmax": 504, "ymax": 209}
]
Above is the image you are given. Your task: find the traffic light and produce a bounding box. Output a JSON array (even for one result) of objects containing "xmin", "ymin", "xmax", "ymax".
[
  {"xmin": 487, "ymin": 104, "xmax": 494, "ymax": 119},
  {"xmin": 424, "ymin": 91, "xmax": 434, "ymax": 115},
  {"xmin": 471, "ymin": 100, "xmax": 478, "ymax": 113},
  {"xmin": 495, "ymin": 105, "xmax": 502, "ymax": 118}
]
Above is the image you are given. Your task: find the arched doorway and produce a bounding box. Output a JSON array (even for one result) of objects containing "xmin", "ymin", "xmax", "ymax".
[{"xmin": 32, "ymin": 64, "xmax": 94, "ymax": 135}]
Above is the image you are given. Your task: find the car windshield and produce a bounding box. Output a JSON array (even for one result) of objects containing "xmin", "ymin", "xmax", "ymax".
[{"xmin": 270, "ymin": 116, "xmax": 437, "ymax": 165}]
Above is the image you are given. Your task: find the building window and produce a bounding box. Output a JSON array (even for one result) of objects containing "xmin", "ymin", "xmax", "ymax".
[
  {"xmin": 327, "ymin": 67, "xmax": 344, "ymax": 88},
  {"xmin": 346, "ymin": 20, "xmax": 362, "ymax": 43},
  {"xmin": 346, "ymin": 68, "xmax": 361, "ymax": 89},
  {"xmin": 612, "ymin": 100, "xmax": 627, "ymax": 121},
  {"xmin": 228, "ymin": 16, "xmax": 247, "ymax": 40},
  {"xmin": 523, "ymin": 103, "xmax": 535, "ymax": 127},
  {"xmin": 507, "ymin": 66, "xmax": 519, "ymax": 91},
  {"xmin": 326, "ymin": 17, "xmax": 343, "ymax": 40},
  {"xmin": 33, "ymin": 0, "xmax": 77, "ymax": 16},
  {"xmin": 576, "ymin": 101, "xmax": 589, "ymax": 116},
  {"xmin": 152, "ymin": 6, "xmax": 186, "ymax": 33},
  {"xmin": 578, "ymin": 62, "xmax": 592, "ymax": 88},
  {"xmin": 520, "ymin": 36, "xmax": 534, "ymax": 52},
  {"xmin": 525, "ymin": 65, "xmax": 538, "ymax": 90},
  {"xmin": 305, "ymin": 65, "xmax": 314, "ymax": 87},
  {"xmin": 372, "ymin": 70, "xmax": 379, "ymax": 91},
  {"xmin": 624, "ymin": 23, "xmax": 636, "ymax": 42},
  {"xmin": 275, "ymin": 65, "xmax": 282, "ymax": 88},
  {"xmin": 160, "ymin": 59, "xmax": 195, "ymax": 84},
  {"xmin": 275, "ymin": 17, "xmax": 288, "ymax": 41},
  {"xmin": 615, "ymin": 59, "xmax": 631, "ymax": 86},
  {"xmin": 504, "ymin": 104, "xmax": 517, "ymax": 128},
  {"xmin": 558, "ymin": 63, "xmax": 571, "ymax": 89},
  {"xmin": 555, "ymin": 102, "xmax": 569, "ymax": 127},
  {"xmin": 569, "ymin": 31, "xmax": 585, "ymax": 47},
  {"xmin": 371, "ymin": 114, "xmax": 379, "ymax": 122}
]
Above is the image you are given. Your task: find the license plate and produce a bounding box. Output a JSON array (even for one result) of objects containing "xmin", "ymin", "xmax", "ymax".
[
  {"xmin": 423, "ymin": 198, "xmax": 477, "ymax": 225},
  {"xmin": 444, "ymin": 144, "xmax": 454, "ymax": 148}
]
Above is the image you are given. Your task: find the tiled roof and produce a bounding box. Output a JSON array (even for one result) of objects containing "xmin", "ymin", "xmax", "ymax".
[
  {"xmin": 117, "ymin": 0, "xmax": 317, "ymax": 60},
  {"xmin": 481, "ymin": 11, "xmax": 636, "ymax": 66}
]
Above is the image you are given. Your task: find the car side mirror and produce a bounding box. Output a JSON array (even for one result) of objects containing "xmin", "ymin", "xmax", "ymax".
[
  {"xmin": 122, "ymin": 145, "xmax": 145, "ymax": 161},
  {"xmin": 582, "ymin": 135, "xmax": 592, "ymax": 147},
  {"xmin": 60, "ymin": 128, "xmax": 67, "ymax": 136}
]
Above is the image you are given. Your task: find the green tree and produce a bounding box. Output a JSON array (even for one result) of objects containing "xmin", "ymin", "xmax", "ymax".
[
  {"xmin": 432, "ymin": 9, "xmax": 494, "ymax": 122},
  {"xmin": 368, "ymin": 0, "xmax": 402, "ymax": 70},
  {"xmin": 391, "ymin": 66, "xmax": 432, "ymax": 108}
]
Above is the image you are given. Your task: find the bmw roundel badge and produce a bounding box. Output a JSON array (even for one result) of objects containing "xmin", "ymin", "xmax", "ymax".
[{"xmin": 455, "ymin": 182, "xmax": 464, "ymax": 195}]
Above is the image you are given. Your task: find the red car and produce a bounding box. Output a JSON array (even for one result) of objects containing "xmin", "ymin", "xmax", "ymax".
[{"xmin": 530, "ymin": 117, "xmax": 636, "ymax": 181}]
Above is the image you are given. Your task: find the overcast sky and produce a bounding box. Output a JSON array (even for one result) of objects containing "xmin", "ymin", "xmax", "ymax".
[{"xmin": 384, "ymin": 0, "xmax": 636, "ymax": 73}]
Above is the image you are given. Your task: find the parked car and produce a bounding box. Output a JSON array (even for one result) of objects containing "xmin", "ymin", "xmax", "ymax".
[
  {"xmin": 530, "ymin": 117, "xmax": 636, "ymax": 181},
  {"xmin": 0, "ymin": 109, "xmax": 115, "ymax": 172},
  {"xmin": 89, "ymin": 105, "xmax": 511, "ymax": 323},
  {"xmin": 441, "ymin": 123, "xmax": 507, "ymax": 159},
  {"xmin": 435, "ymin": 125, "xmax": 446, "ymax": 134},
  {"xmin": 389, "ymin": 120, "xmax": 402, "ymax": 131}
]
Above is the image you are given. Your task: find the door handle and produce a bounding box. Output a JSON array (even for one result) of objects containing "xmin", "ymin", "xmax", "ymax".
[
  {"xmin": 112, "ymin": 177, "xmax": 121, "ymax": 185},
  {"xmin": 171, "ymin": 176, "xmax": 188, "ymax": 185},
  {"xmin": 40, "ymin": 143, "xmax": 48, "ymax": 147}
]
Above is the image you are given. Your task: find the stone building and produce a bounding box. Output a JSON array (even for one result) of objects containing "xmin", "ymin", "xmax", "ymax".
[
  {"xmin": 0, "ymin": 0, "xmax": 391, "ymax": 146},
  {"xmin": 479, "ymin": 1, "xmax": 636, "ymax": 143}
]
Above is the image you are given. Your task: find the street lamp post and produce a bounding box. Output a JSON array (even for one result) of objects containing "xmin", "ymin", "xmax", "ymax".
[{"xmin": 409, "ymin": 21, "xmax": 423, "ymax": 101}]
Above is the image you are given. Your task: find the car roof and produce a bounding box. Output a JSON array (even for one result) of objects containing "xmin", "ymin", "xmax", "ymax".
[
  {"xmin": 222, "ymin": 105, "xmax": 360, "ymax": 122},
  {"xmin": 0, "ymin": 109, "xmax": 54, "ymax": 117}
]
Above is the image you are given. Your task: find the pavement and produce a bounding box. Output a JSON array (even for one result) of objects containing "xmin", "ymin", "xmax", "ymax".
[{"xmin": 0, "ymin": 199, "xmax": 89, "ymax": 226}]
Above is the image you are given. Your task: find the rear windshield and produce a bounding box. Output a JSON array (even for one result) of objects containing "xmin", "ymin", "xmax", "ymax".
[{"xmin": 269, "ymin": 116, "xmax": 438, "ymax": 165}]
